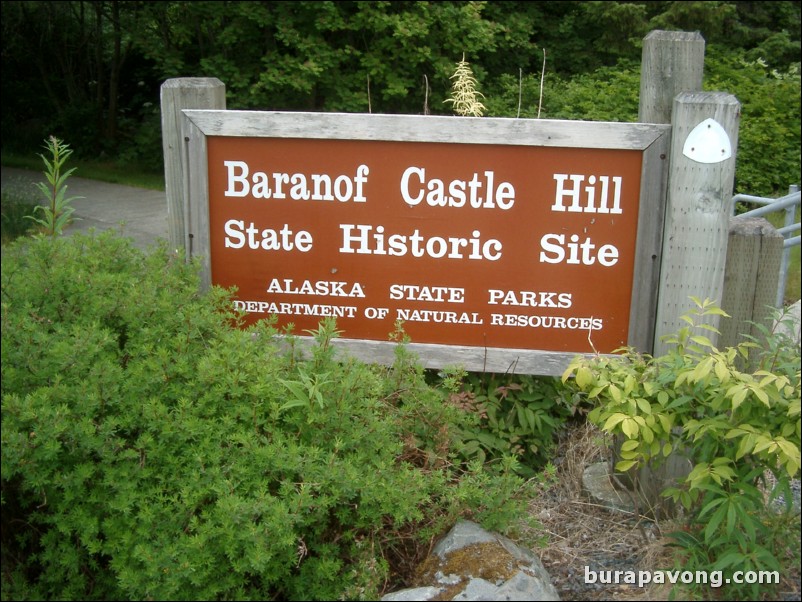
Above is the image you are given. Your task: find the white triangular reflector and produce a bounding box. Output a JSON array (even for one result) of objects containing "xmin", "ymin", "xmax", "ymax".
[{"xmin": 682, "ymin": 118, "xmax": 732, "ymax": 164}]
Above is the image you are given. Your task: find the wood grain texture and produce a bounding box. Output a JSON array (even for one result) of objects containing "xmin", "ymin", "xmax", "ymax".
[
  {"xmin": 160, "ymin": 78, "xmax": 225, "ymax": 253},
  {"xmin": 639, "ymin": 30, "xmax": 705, "ymax": 125},
  {"xmin": 720, "ymin": 217, "xmax": 783, "ymax": 352},
  {"xmin": 654, "ymin": 92, "xmax": 741, "ymax": 355}
]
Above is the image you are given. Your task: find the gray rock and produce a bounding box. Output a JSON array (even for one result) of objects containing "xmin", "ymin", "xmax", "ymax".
[
  {"xmin": 497, "ymin": 571, "xmax": 559, "ymax": 601},
  {"xmin": 381, "ymin": 521, "xmax": 560, "ymax": 601},
  {"xmin": 434, "ymin": 520, "xmax": 498, "ymax": 559},
  {"xmin": 452, "ymin": 577, "xmax": 500, "ymax": 600},
  {"xmin": 435, "ymin": 571, "xmax": 464, "ymax": 586},
  {"xmin": 381, "ymin": 586, "xmax": 442, "ymax": 601},
  {"xmin": 582, "ymin": 461, "xmax": 638, "ymax": 515}
]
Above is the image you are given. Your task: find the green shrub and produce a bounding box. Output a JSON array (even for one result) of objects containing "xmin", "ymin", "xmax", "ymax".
[
  {"xmin": 447, "ymin": 372, "xmax": 581, "ymax": 478},
  {"xmin": 562, "ymin": 297, "xmax": 801, "ymax": 599},
  {"xmin": 1, "ymin": 232, "xmax": 529, "ymax": 600}
]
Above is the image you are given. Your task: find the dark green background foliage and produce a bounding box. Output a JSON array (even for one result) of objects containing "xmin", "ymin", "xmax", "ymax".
[
  {"xmin": 1, "ymin": 232, "xmax": 530, "ymax": 600},
  {"xmin": 1, "ymin": 1, "xmax": 799, "ymax": 194}
]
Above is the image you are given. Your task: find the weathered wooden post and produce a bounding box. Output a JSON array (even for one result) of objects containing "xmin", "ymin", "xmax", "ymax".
[
  {"xmin": 636, "ymin": 30, "xmax": 706, "ymax": 355},
  {"xmin": 616, "ymin": 90, "xmax": 740, "ymax": 517},
  {"xmin": 652, "ymin": 92, "xmax": 741, "ymax": 355},
  {"xmin": 160, "ymin": 78, "xmax": 226, "ymax": 255},
  {"xmin": 606, "ymin": 31, "xmax": 740, "ymax": 518},
  {"xmin": 639, "ymin": 30, "xmax": 705, "ymax": 124},
  {"xmin": 719, "ymin": 217, "xmax": 784, "ymax": 357},
  {"xmin": 638, "ymin": 30, "xmax": 742, "ymax": 356}
]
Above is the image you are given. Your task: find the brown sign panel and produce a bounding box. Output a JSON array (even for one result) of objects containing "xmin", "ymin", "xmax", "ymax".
[{"xmin": 186, "ymin": 112, "xmax": 669, "ymax": 373}]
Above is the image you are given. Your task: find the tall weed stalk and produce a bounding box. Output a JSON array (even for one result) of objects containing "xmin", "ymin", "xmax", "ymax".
[{"xmin": 27, "ymin": 136, "xmax": 81, "ymax": 236}]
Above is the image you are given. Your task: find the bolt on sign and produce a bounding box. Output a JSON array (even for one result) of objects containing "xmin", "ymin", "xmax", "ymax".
[{"xmin": 182, "ymin": 111, "xmax": 670, "ymax": 375}]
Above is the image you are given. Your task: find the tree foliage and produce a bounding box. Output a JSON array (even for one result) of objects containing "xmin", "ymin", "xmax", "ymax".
[{"xmin": 1, "ymin": 1, "xmax": 799, "ymax": 193}]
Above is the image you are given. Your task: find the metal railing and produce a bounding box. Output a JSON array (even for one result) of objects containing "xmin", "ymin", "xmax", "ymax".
[{"xmin": 732, "ymin": 185, "xmax": 801, "ymax": 307}]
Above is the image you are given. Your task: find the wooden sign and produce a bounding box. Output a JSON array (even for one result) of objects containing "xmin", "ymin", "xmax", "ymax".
[{"xmin": 183, "ymin": 111, "xmax": 669, "ymax": 374}]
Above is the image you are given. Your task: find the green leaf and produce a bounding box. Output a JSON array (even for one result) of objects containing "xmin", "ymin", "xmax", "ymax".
[
  {"xmin": 751, "ymin": 385, "xmax": 770, "ymax": 407},
  {"xmin": 575, "ymin": 366, "xmax": 594, "ymax": 389},
  {"xmin": 525, "ymin": 407, "xmax": 536, "ymax": 432},
  {"xmin": 728, "ymin": 385, "xmax": 748, "ymax": 411},
  {"xmin": 602, "ymin": 413, "xmax": 628, "ymax": 432},
  {"xmin": 635, "ymin": 398, "xmax": 652, "ymax": 415},
  {"xmin": 691, "ymin": 356, "xmax": 714, "ymax": 383},
  {"xmin": 753, "ymin": 435, "xmax": 774, "ymax": 455},
  {"xmin": 561, "ymin": 363, "xmax": 578, "ymax": 383},
  {"xmin": 621, "ymin": 417, "xmax": 639, "ymax": 439},
  {"xmin": 624, "ymin": 374, "xmax": 636, "ymax": 396},
  {"xmin": 690, "ymin": 335, "xmax": 714, "ymax": 348},
  {"xmin": 614, "ymin": 459, "xmax": 638, "ymax": 472},
  {"xmin": 726, "ymin": 500, "xmax": 736, "ymax": 537},
  {"xmin": 714, "ymin": 359, "xmax": 730, "ymax": 383},
  {"xmin": 735, "ymin": 433, "xmax": 756, "ymax": 460},
  {"xmin": 713, "ymin": 549, "xmax": 748, "ymax": 571},
  {"xmin": 280, "ymin": 380, "xmax": 310, "ymax": 405},
  {"xmin": 711, "ymin": 463, "xmax": 736, "ymax": 482},
  {"xmin": 704, "ymin": 502, "xmax": 727, "ymax": 542},
  {"xmin": 688, "ymin": 462, "xmax": 711, "ymax": 485}
]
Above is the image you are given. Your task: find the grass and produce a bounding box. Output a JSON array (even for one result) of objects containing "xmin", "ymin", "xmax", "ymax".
[{"xmin": 782, "ymin": 243, "xmax": 801, "ymax": 305}]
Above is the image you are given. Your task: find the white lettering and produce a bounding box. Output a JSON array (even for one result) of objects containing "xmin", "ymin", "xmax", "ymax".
[
  {"xmin": 539, "ymin": 233, "xmax": 619, "ymax": 266},
  {"xmin": 551, "ymin": 173, "xmax": 623, "ymax": 214},
  {"xmin": 266, "ymin": 279, "xmax": 365, "ymax": 298},
  {"xmin": 224, "ymin": 161, "xmax": 250, "ymax": 197},
  {"xmin": 487, "ymin": 290, "xmax": 572, "ymax": 308},
  {"xmin": 389, "ymin": 284, "xmax": 465, "ymax": 303},
  {"xmin": 223, "ymin": 220, "xmax": 313, "ymax": 252},
  {"xmin": 224, "ymin": 162, "xmax": 370, "ymax": 202},
  {"xmin": 340, "ymin": 224, "xmax": 502, "ymax": 261},
  {"xmin": 400, "ymin": 166, "xmax": 515, "ymax": 209}
]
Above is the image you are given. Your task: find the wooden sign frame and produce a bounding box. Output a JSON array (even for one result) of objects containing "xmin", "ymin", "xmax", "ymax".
[{"xmin": 182, "ymin": 110, "xmax": 669, "ymax": 375}]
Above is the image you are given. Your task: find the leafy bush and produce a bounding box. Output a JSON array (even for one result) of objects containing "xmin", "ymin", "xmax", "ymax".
[
  {"xmin": 1, "ymin": 232, "xmax": 529, "ymax": 600},
  {"xmin": 484, "ymin": 59, "xmax": 642, "ymax": 122},
  {"xmin": 562, "ymin": 297, "xmax": 801, "ymax": 599},
  {"xmin": 446, "ymin": 372, "xmax": 581, "ymax": 478}
]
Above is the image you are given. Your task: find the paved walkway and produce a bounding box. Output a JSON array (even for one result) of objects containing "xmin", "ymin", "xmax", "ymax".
[{"xmin": 1, "ymin": 166, "xmax": 168, "ymax": 250}]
